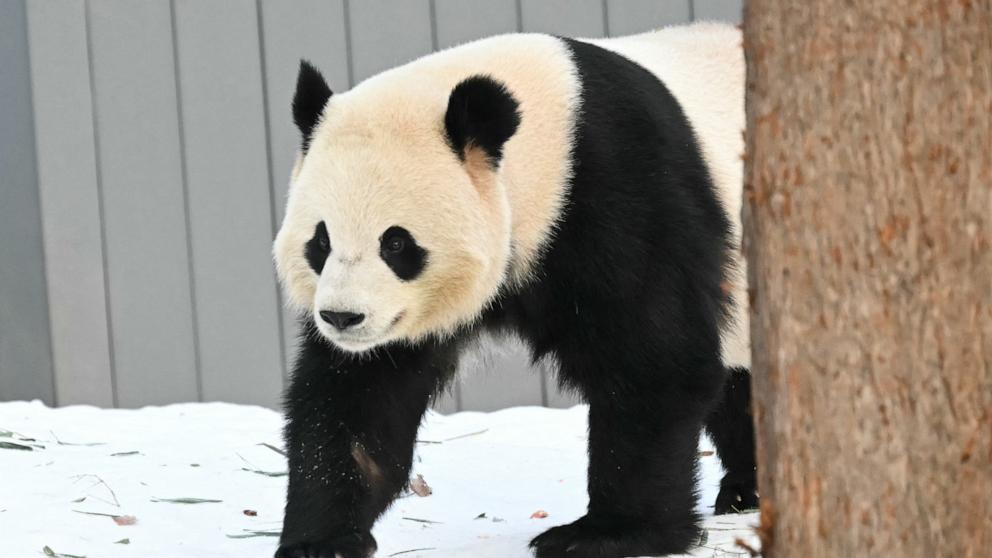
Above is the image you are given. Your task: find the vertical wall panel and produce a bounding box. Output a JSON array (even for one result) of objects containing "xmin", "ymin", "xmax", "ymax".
[
  {"xmin": 348, "ymin": 0, "xmax": 434, "ymax": 83},
  {"xmin": 692, "ymin": 0, "xmax": 743, "ymax": 23},
  {"xmin": 87, "ymin": 0, "xmax": 199, "ymax": 407},
  {"xmin": 460, "ymin": 339, "xmax": 545, "ymax": 411},
  {"xmin": 607, "ymin": 0, "xmax": 692, "ymax": 36},
  {"xmin": 0, "ymin": 0, "xmax": 55, "ymax": 404},
  {"xmin": 520, "ymin": 0, "xmax": 605, "ymax": 37},
  {"xmin": 172, "ymin": 0, "xmax": 284, "ymax": 407},
  {"xmin": 433, "ymin": 0, "xmax": 519, "ymax": 49},
  {"xmin": 26, "ymin": 0, "xmax": 114, "ymax": 406},
  {"xmin": 259, "ymin": 0, "xmax": 351, "ymax": 380}
]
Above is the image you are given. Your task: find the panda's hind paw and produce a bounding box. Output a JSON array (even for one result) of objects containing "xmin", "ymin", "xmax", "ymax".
[{"xmin": 713, "ymin": 471, "xmax": 759, "ymax": 515}]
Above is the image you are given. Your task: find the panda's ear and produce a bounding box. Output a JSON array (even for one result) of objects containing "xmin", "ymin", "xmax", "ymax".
[
  {"xmin": 444, "ymin": 75, "xmax": 521, "ymax": 168},
  {"xmin": 293, "ymin": 59, "xmax": 333, "ymax": 154}
]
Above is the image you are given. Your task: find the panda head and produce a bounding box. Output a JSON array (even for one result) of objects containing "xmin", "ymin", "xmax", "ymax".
[{"xmin": 274, "ymin": 60, "xmax": 521, "ymax": 353}]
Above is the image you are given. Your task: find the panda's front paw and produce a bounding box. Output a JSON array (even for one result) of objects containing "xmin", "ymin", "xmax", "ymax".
[
  {"xmin": 275, "ymin": 532, "xmax": 376, "ymax": 558},
  {"xmin": 713, "ymin": 470, "xmax": 759, "ymax": 514},
  {"xmin": 530, "ymin": 520, "xmax": 587, "ymax": 557}
]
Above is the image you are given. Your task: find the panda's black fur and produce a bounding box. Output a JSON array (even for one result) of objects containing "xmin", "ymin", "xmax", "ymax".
[
  {"xmin": 292, "ymin": 60, "xmax": 332, "ymax": 155},
  {"xmin": 444, "ymin": 75, "xmax": 522, "ymax": 165},
  {"xmin": 280, "ymin": 322, "xmax": 464, "ymax": 557},
  {"xmin": 277, "ymin": 38, "xmax": 756, "ymax": 558},
  {"xmin": 706, "ymin": 367, "xmax": 759, "ymax": 515}
]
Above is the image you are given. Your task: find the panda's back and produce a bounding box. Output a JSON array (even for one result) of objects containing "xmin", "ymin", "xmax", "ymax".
[
  {"xmin": 585, "ymin": 23, "xmax": 745, "ymax": 242},
  {"xmin": 338, "ymin": 25, "xmax": 743, "ymax": 246}
]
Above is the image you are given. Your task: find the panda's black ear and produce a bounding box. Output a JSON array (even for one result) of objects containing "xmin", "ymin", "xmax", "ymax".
[
  {"xmin": 444, "ymin": 75, "xmax": 521, "ymax": 167},
  {"xmin": 293, "ymin": 59, "xmax": 333, "ymax": 153}
]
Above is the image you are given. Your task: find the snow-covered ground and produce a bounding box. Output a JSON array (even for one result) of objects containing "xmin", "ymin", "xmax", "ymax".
[{"xmin": 0, "ymin": 401, "xmax": 758, "ymax": 557}]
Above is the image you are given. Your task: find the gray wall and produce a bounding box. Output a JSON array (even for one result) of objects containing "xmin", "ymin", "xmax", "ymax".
[
  {"xmin": 1, "ymin": 0, "xmax": 741, "ymax": 411},
  {"xmin": 0, "ymin": 0, "xmax": 55, "ymax": 405}
]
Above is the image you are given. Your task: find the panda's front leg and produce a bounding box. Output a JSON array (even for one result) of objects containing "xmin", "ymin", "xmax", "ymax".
[{"xmin": 275, "ymin": 333, "xmax": 457, "ymax": 558}]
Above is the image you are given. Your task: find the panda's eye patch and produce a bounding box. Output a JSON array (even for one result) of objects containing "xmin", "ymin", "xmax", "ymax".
[
  {"xmin": 379, "ymin": 226, "xmax": 427, "ymax": 281},
  {"xmin": 305, "ymin": 221, "xmax": 331, "ymax": 274}
]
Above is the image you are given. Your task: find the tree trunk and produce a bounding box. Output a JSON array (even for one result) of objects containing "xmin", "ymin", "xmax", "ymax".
[{"xmin": 742, "ymin": 1, "xmax": 992, "ymax": 556}]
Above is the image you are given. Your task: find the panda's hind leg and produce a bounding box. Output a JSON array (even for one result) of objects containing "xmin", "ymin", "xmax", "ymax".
[
  {"xmin": 531, "ymin": 358, "xmax": 723, "ymax": 557},
  {"xmin": 705, "ymin": 367, "xmax": 759, "ymax": 514}
]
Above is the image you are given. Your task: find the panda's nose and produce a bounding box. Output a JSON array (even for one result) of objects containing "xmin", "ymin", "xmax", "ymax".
[{"xmin": 319, "ymin": 310, "xmax": 365, "ymax": 331}]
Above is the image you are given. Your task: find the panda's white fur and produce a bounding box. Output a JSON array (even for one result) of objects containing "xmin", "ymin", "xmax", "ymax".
[{"xmin": 273, "ymin": 22, "xmax": 747, "ymax": 365}]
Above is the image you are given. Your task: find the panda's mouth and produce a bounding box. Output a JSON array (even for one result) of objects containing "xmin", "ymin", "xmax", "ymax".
[
  {"xmin": 388, "ymin": 311, "xmax": 405, "ymax": 329},
  {"xmin": 327, "ymin": 311, "xmax": 405, "ymax": 352}
]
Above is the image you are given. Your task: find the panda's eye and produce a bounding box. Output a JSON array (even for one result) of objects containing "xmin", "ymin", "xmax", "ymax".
[
  {"xmin": 314, "ymin": 222, "xmax": 330, "ymax": 252},
  {"xmin": 384, "ymin": 236, "xmax": 405, "ymax": 254},
  {"xmin": 379, "ymin": 226, "xmax": 427, "ymax": 281},
  {"xmin": 305, "ymin": 221, "xmax": 331, "ymax": 274}
]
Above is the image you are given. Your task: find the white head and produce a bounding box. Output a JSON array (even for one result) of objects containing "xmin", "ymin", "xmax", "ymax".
[{"xmin": 273, "ymin": 61, "xmax": 522, "ymax": 353}]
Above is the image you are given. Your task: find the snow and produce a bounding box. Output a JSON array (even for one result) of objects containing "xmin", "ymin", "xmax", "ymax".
[{"xmin": 0, "ymin": 401, "xmax": 759, "ymax": 557}]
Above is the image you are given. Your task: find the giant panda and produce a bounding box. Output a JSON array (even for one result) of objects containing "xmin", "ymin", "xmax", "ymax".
[{"xmin": 272, "ymin": 22, "xmax": 755, "ymax": 558}]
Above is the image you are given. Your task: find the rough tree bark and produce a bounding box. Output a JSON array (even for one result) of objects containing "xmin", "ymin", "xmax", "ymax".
[{"xmin": 743, "ymin": 1, "xmax": 991, "ymax": 557}]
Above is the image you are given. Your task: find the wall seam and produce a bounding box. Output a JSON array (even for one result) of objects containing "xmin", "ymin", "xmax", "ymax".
[
  {"xmin": 601, "ymin": 0, "xmax": 610, "ymax": 37},
  {"xmin": 168, "ymin": 0, "xmax": 204, "ymax": 402},
  {"xmin": 428, "ymin": 0, "xmax": 438, "ymax": 51},
  {"xmin": 343, "ymin": 0, "xmax": 355, "ymax": 88},
  {"xmin": 83, "ymin": 0, "xmax": 119, "ymax": 408}
]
